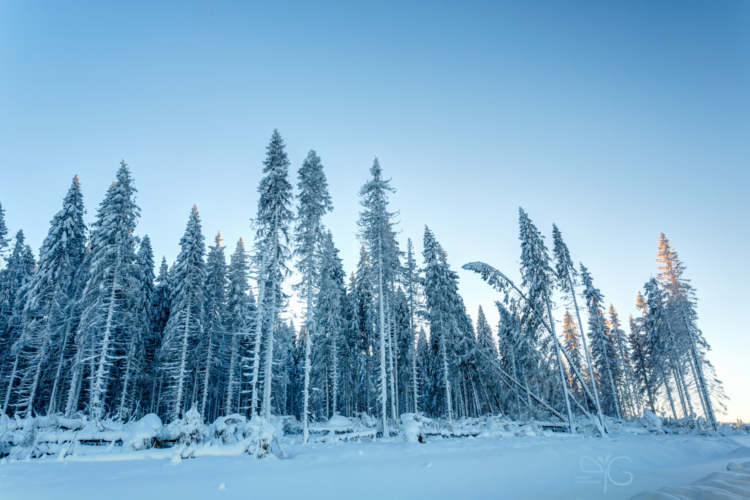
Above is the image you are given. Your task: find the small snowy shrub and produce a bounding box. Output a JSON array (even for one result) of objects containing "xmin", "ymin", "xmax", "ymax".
[
  {"xmin": 209, "ymin": 414, "xmax": 248, "ymax": 445},
  {"xmin": 400, "ymin": 413, "xmax": 432, "ymax": 443},
  {"xmin": 241, "ymin": 419, "xmax": 277, "ymax": 459},
  {"xmin": 163, "ymin": 406, "xmax": 208, "ymax": 446},
  {"xmin": 639, "ymin": 409, "xmax": 664, "ymax": 433}
]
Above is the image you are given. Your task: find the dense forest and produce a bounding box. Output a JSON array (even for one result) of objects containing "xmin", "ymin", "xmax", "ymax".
[{"xmin": 0, "ymin": 130, "xmax": 726, "ymax": 438}]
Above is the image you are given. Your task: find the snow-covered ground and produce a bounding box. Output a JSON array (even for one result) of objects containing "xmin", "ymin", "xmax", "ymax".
[{"xmin": 1, "ymin": 433, "xmax": 749, "ymax": 500}]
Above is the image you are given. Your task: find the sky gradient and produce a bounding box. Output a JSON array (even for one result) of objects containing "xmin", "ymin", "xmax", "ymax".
[{"xmin": 0, "ymin": 1, "xmax": 748, "ymax": 420}]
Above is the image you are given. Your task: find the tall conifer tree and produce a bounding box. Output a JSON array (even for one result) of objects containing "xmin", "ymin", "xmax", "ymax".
[
  {"xmin": 293, "ymin": 149, "xmax": 332, "ymax": 441},
  {"xmin": 253, "ymin": 130, "xmax": 293, "ymax": 420},
  {"xmin": 160, "ymin": 205, "xmax": 206, "ymax": 421},
  {"xmin": 357, "ymin": 158, "xmax": 399, "ymax": 435}
]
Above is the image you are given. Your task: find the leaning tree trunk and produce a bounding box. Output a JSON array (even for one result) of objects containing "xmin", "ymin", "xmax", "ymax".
[
  {"xmin": 568, "ymin": 273, "xmax": 606, "ymax": 431},
  {"xmin": 546, "ymin": 299, "xmax": 576, "ymax": 433}
]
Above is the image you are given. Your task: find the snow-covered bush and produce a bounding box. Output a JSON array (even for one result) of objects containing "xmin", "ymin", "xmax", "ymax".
[
  {"xmin": 639, "ymin": 409, "xmax": 664, "ymax": 434},
  {"xmin": 241, "ymin": 418, "xmax": 278, "ymax": 459},
  {"xmin": 161, "ymin": 406, "xmax": 208, "ymax": 446},
  {"xmin": 125, "ymin": 414, "xmax": 163, "ymax": 451},
  {"xmin": 209, "ymin": 414, "xmax": 249, "ymax": 445},
  {"xmin": 207, "ymin": 414, "xmax": 280, "ymax": 458},
  {"xmin": 400, "ymin": 413, "xmax": 432, "ymax": 443}
]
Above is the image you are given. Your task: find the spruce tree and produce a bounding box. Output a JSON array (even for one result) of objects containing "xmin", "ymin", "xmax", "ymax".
[
  {"xmin": 160, "ymin": 205, "xmax": 206, "ymax": 421},
  {"xmin": 0, "ymin": 202, "xmax": 9, "ymax": 259},
  {"xmin": 476, "ymin": 306, "xmax": 496, "ymax": 359},
  {"xmin": 115, "ymin": 235, "xmax": 153, "ymax": 420},
  {"xmin": 11, "ymin": 177, "xmax": 86, "ymax": 416},
  {"xmin": 403, "ymin": 238, "xmax": 421, "ymax": 412},
  {"xmin": 293, "ymin": 149, "xmax": 332, "ymax": 441},
  {"xmin": 314, "ymin": 231, "xmax": 345, "ymax": 417},
  {"xmin": 357, "ymin": 158, "xmax": 400, "ymax": 434},
  {"xmin": 149, "ymin": 257, "xmax": 170, "ymax": 413},
  {"xmin": 580, "ymin": 264, "xmax": 622, "ymax": 418},
  {"xmin": 200, "ymin": 232, "xmax": 227, "ymax": 419},
  {"xmin": 252, "ymin": 130, "xmax": 294, "ymax": 420},
  {"xmin": 552, "ymin": 224, "xmax": 605, "ymax": 429},
  {"xmin": 65, "ymin": 161, "xmax": 140, "ymax": 420},
  {"xmin": 561, "ymin": 310, "xmax": 583, "ymax": 396},
  {"xmin": 629, "ymin": 311, "xmax": 655, "ymax": 412},
  {"xmin": 351, "ymin": 246, "xmax": 376, "ymax": 416},
  {"xmin": 609, "ymin": 304, "xmax": 639, "ymax": 418},
  {"xmin": 422, "ymin": 226, "xmax": 461, "ymax": 422},
  {"xmin": 518, "ymin": 210, "xmax": 574, "ymax": 430},
  {"xmin": 655, "ymin": 233, "xmax": 718, "ymax": 427},
  {"xmin": 1, "ymin": 231, "xmax": 36, "ymax": 414},
  {"xmin": 225, "ymin": 238, "xmax": 252, "ymax": 415}
]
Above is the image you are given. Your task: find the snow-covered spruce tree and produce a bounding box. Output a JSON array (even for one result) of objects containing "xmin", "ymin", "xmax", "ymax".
[
  {"xmin": 357, "ymin": 158, "xmax": 400, "ymax": 434},
  {"xmin": 414, "ymin": 325, "xmax": 429, "ymax": 411},
  {"xmin": 65, "ymin": 161, "xmax": 140, "ymax": 420},
  {"xmin": 474, "ymin": 305, "xmax": 499, "ymax": 414},
  {"xmin": 629, "ymin": 309, "xmax": 655, "ymax": 412},
  {"xmin": 476, "ymin": 306, "xmax": 496, "ymax": 360},
  {"xmin": 149, "ymin": 257, "xmax": 170, "ymax": 413},
  {"xmin": 402, "ymin": 238, "xmax": 422, "ymax": 413},
  {"xmin": 421, "ymin": 226, "xmax": 460, "ymax": 423},
  {"xmin": 284, "ymin": 320, "xmax": 302, "ymax": 417},
  {"xmin": 226, "ymin": 238, "xmax": 255, "ymax": 415},
  {"xmin": 580, "ymin": 264, "xmax": 622, "ymax": 419},
  {"xmin": 609, "ymin": 304, "xmax": 639, "ymax": 418},
  {"xmin": 392, "ymin": 288, "xmax": 412, "ymax": 413},
  {"xmin": 349, "ymin": 246, "xmax": 376, "ymax": 416},
  {"xmin": 0, "ymin": 202, "xmax": 9, "ymax": 259},
  {"xmin": 10, "ymin": 177, "xmax": 86, "ymax": 416},
  {"xmin": 200, "ymin": 232, "xmax": 227, "ymax": 420},
  {"xmin": 552, "ymin": 224, "xmax": 605, "ymax": 427},
  {"xmin": 114, "ymin": 235, "xmax": 153, "ymax": 420},
  {"xmin": 252, "ymin": 130, "xmax": 294, "ymax": 420},
  {"xmin": 313, "ymin": 231, "xmax": 346, "ymax": 418},
  {"xmin": 273, "ymin": 320, "xmax": 295, "ymax": 416},
  {"xmin": 1, "ymin": 231, "xmax": 36, "ymax": 414},
  {"xmin": 656, "ymin": 233, "xmax": 720, "ymax": 427},
  {"xmin": 159, "ymin": 205, "xmax": 206, "ymax": 421},
  {"xmin": 643, "ymin": 277, "xmax": 690, "ymax": 419},
  {"xmin": 336, "ymin": 273, "xmax": 357, "ymax": 418},
  {"xmin": 518, "ymin": 210, "xmax": 574, "ymax": 430},
  {"xmin": 293, "ymin": 149, "xmax": 332, "ymax": 441},
  {"xmin": 496, "ymin": 301, "xmax": 525, "ymax": 417},
  {"xmin": 561, "ymin": 310, "xmax": 583, "ymax": 397}
]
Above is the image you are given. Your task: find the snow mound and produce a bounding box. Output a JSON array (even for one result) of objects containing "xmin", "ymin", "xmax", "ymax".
[
  {"xmin": 207, "ymin": 414, "xmax": 280, "ymax": 458},
  {"xmin": 400, "ymin": 413, "xmax": 432, "ymax": 443},
  {"xmin": 327, "ymin": 415, "xmax": 352, "ymax": 431},
  {"xmin": 639, "ymin": 409, "xmax": 664, "ymax": 433},
  {"xmin": 629, "ymin": 460, "xmax": 750, "ymax": 500},
  {"xmin": 125, "ymin": 414, "xmax": 162, "ymax": 451}
]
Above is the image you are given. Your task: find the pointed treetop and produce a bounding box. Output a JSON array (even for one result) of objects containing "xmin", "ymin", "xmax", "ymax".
[
  {"xmin": 255, "ymin": 129, "xmax": 294, "ymax": 244},
  {"xmin": 0, "ymin": 201, "xmax": 11, "ymax": 255},
  {"xmin": 552, "ymin": 223, "xmax": 578, "ymax": 291}
]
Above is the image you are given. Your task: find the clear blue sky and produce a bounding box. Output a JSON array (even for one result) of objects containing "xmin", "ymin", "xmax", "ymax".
[{"xmin": 1, "ymin": 1, "xmax": 748, "ymax": 420}]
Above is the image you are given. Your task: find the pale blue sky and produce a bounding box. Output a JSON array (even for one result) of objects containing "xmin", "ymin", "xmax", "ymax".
[{"xmin": 0, "ymin": 1, "xmax": 748, "ymax": 419}]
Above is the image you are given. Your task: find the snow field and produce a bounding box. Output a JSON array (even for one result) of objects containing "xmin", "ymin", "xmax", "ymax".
[{"xmin": 2, "ymin": 433, "xmax": 750, "ymax": 500}]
